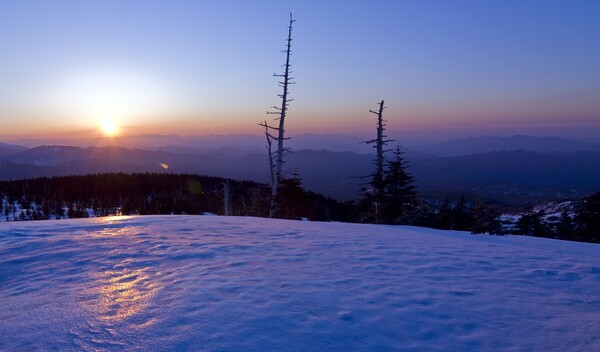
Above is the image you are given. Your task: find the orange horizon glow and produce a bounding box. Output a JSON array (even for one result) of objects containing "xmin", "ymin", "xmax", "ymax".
[{"xmin": 1, "ymin": 112, "xmax": 599, "ymax": 141}]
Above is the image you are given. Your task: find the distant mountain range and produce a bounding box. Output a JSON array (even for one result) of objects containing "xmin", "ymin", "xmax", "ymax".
[
  {"xmin": 415, "ymin": 135, "xmax": 600, "ymax": 157},
  {"xmin": 8, "ymin": 133, "xmax": 375, "ymax": 154},
  {"xmin": 8, "ymin": 133, "xmax": 600, "ymax": 156},
  {"xmin": 1, "ymin": 134, "xmax": 599, "ymax": 207}
]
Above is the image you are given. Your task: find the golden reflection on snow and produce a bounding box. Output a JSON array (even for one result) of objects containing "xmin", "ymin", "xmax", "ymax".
[
  {"xmin": 94, "ymin": 215, "xmax": 133, "ymax": 225},
  {"xmin": 92, "ymin": 218, "xmax": 136, "ymax": 237},
  {"xmin": 91, "ymin": 266, "xmax": 159, "ymax": 325},
  {"xmin": 93, "ymin": 226, "xmax": 137, "ymax": 237},
  {"xmin": 82, "ymin": 220, "xmax": 161, "ymax": 327}
]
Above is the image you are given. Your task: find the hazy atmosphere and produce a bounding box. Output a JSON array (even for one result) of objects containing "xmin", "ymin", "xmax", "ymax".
[{"xmin": 1, "ymin": 0, "xmax": 599, "ymax": 143}]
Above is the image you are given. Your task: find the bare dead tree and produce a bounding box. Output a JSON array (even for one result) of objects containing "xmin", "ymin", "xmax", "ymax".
[
  {"xmin": 258, "ymin": 13, "xmax": 295, "ymax": 217},
  {"xmin": 373, "ymin": 101, "xmax": 388, "ymax": 180},
  {"xmin": 222, "ymin": 180, "xmax": 231, "ymax": 216},
  {"xmin": 257, "ymin": 119, "xmax": 280, "ymax": 218},
  {"xmin": 363, "ymin": 100, "xmax": 394, "ymax": 222}
]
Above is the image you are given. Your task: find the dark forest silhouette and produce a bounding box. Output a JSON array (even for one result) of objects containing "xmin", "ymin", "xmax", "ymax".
[{"xmin": 1, "ymin": 174, "xmax": 598, "ymax": 243}]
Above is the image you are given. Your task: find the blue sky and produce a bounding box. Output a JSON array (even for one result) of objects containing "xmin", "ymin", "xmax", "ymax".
[{"xmin": 1, "ymin": 0, "xmax": 599, "ymax": 142}]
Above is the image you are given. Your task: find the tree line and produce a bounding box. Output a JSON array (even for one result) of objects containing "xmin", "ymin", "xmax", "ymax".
[
  {"xmin": 0, "ymin": 173, "xmax": 353, "ymax": 222},
  {"xmin": 428, "ymin": 193, "xmax": 600, "ymax": 243},
  {"xmin": 511, "ymin": 197, "xmax": 599, "ymax": 243},
  {"xmin": 2, "ymin": 172, "xmax": 598, "ymax": 243}
]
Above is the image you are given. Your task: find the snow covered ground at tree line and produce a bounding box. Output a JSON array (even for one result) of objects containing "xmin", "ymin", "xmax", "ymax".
[{"xmin": 1, "ymin": 215, "xmax": 599, "ymax": 351}]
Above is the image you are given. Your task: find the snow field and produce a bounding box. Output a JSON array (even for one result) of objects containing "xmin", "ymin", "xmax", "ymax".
[{"xmin": 1, "ymin": 215, "xmax": 599, "ymax": 351}]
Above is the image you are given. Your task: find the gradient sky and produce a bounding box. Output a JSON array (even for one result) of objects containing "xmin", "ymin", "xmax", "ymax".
[{"xmin": 1, "ymin": 0, "xmax": 599, "ymax": 143}]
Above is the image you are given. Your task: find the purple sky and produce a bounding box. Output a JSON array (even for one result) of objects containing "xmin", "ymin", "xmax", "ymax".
[{"xmin": 1, "ymin": 0, "xmax": 599, "ymax": 143}]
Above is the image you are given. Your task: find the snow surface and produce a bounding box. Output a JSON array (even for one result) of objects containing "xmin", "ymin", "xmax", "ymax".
[{"xmin": 1, "ymin": 215, "xmax": 599, "ymax": 351}]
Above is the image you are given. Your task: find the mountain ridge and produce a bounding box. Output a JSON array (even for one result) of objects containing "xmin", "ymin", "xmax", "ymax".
[{"xmin": 1, "ymin": 144, "xmax": 599, "ymax": 206}]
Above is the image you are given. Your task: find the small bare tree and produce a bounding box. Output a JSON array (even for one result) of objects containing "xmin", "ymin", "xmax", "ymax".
[
  {"xmin": 261, "ymin": 120, "xmax": 276, "ymax": 189},
  {"xmin": 258, "ymin": 13, "xmax": 295, "ymax": 217},
  {"xmin": 222, "ymin": 180, "xmax": 231, "ymax": 216}
]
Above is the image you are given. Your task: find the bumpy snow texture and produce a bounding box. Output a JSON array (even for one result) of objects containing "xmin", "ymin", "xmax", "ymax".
[{"xmin": 1, "ymin": 215, "xmax": 599, "ymax": 351}]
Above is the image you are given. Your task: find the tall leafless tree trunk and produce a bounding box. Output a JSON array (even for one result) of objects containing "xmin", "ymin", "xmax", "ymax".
[
  {"xmin": 363, "ymin": 100, "xmax": 393, "ymax": 222},
  {"xmin": 372, "ymin": 100, "xmax": 386, "ymax": 185},
  {"xmin": 258, "ymin": 13, "xmax": 295, "ymax": 217}
]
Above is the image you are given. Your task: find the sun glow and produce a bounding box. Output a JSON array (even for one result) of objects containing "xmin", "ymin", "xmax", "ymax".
[
  {"xmin": 39, "ymin": 67, "xmax": 182, "ymax": 136},
  {"xmin": 101, "ymin": 118, "xmax": 120, "ymax": 137}
]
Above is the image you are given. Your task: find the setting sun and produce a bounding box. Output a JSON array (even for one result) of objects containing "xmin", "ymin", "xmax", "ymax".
[{"xmin": 101, "ymin": 118, "xmax": 120, "ymax": 137}]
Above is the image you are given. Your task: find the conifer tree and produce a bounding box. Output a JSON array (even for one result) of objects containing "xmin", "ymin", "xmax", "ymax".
[
  {"xmin": 453, "ymin": 194, "xmax": 470, "ymax": 230},
  {"xmin": 574, "ymin": 192, "xmax": 600, "ymax": 243},
  {"xmin": 437, "ymin": 197, "xmax": 453, "ymax": 229},
  {"xmin": 517, "ymin": 203, "xmax": 546, "ymax": 236},
  {"xmin": 471, "ymin": 197, "xmax": 502, "ymax": 235},
  {"xmin": 382, "ymin": 144, "xmax": 416, "ymax": 223},
  {"xmin": 274, "ymin": 169, "xmax": 309, "ymax": 219},
  {"xmin": 556, "ymin": 209, "xmax": 573, "ymax": 240}
]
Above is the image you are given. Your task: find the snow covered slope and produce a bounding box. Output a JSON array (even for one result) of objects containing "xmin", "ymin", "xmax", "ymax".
[{"xmin": 1, "ymin": 216, "xmax": 599, "ymax": 351}]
